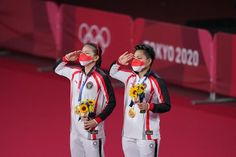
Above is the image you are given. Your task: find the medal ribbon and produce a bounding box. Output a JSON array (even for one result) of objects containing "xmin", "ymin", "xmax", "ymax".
[
  {"xmin": 78, "ymin": 75, "xmax": 89, "ymax": 103},
  {"xmin": 78, "ymin": 67, "xmax": 96, "ymax": 103}
]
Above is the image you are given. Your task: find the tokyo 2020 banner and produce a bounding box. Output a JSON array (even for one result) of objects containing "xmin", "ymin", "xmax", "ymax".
[
  {"xmin": 61, "ymin": 4, "xmax": 133, "ymax": 69},
  {"xmin": 133, "ymin": 18, "xmax": 214, "ymax": 92}
]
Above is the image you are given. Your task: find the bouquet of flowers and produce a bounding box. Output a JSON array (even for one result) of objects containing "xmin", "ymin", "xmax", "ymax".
[
  {"xmin": 129, "ymin": 84, "xmax": 146, "ymax": 114},
  {"xmin": 74, "ymin": 99, "xmax": 96, "ymax": 119}
]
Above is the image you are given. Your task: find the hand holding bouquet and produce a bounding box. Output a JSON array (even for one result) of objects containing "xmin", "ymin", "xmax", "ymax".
[
  {"xmin": 129, "ymin": 84, "xmax": 146, "ymax": 113},
  {"xmin": 74, "ymin": 99, "xmax": 96, "ymax": 119}
]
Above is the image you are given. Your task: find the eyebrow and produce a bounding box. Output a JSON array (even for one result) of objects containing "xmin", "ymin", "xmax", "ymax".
[{"xmin": 83, "ymin": 51, "xmax": 93, "ymax": 54}]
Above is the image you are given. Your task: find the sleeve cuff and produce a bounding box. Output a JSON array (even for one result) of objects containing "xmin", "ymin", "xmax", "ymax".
[
  {"xmin": 116, "ymin": 60, "xmax": 123, "ymax": 66},
  {"xmin": 148, "ymin": 103, "xmax": 154, "ymax": 111},
  {"xmin": 62, "ymin": 56, "xmax": 69, "ymax": 62},
  {"xmin": 94, "ymin": 117, "xmax": 102, "ymax": 124}
]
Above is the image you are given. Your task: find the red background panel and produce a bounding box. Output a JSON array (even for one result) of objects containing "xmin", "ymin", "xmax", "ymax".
[
  {"xmin": 61, "ymin": 4, "xmax": 133, "ymax": 70},
  {"xmin": 0, "ymin": 0, "xmax": 58, "ymax": 58},
  {"xmin": 133, "ymin": 18, "xmax": 213, "ymax": 92},
  {"xmin": 213, "ymin": 33, "xmax": 236, "ymax": 97}
]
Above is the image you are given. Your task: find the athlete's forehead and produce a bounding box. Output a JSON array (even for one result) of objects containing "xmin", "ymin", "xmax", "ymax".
[
  {"xmin": 134, "ymin": 50, "xmax": 147, "ymax": 59},
  {"xmin": 81, "ymin": 45, "xmax": 95, "ymax": 54}
]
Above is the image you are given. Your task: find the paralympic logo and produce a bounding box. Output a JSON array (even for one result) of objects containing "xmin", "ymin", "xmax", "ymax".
[{"xmin": 78, "ymin": 23, "xmax": 111, "ymax": 53}]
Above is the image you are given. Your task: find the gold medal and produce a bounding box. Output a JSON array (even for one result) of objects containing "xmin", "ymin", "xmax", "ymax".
[
  {"xmin": 74, "ymin": 105, "xmax": 80, "ymax": 115},
  {"xmin": 128, "ymin": 107, "xmax": 136, "ymax": 118}
]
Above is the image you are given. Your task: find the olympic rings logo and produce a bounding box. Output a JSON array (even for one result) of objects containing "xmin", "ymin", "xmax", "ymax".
[{"xmin": 78, "ymin": 23, "xmax": 111, "ymax": 53}]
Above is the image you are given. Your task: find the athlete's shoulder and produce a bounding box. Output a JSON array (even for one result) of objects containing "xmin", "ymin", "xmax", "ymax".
[
  {"xmin": 150, "ymin": 71, "xmax": 160, "ymax": 79},
  {"xmin": 149, "ymin": 71, "xmax": 166, "ymax": 85},
  {"xmin": 94, "ymin": 68, "xmax": 114, "ymax": 89},
  {"xmin": 95, "ymin": 67, "xmax": 108, "ymax": 77},
  {"xmin": 53, "ymin": 58, "xmax": 82, "ymax": 71},
  {"xmin": 70, "ymin": 65, "xmax": 82, "ymax": 72},
  {"xmin": 94, "ymin": 68, "xmax": 112, "ymax": 82}
]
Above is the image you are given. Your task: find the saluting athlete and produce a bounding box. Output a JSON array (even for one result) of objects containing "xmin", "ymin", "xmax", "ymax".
[
  {"xmin": 109, "ymin": 43, "xmax": 171, "ymax": 157},
  {"xmin": 54, "ymin": 43, "xmax": 116, "ymax": 157}
]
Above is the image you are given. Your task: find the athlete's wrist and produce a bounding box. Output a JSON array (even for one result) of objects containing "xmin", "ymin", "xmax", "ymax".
[
  {"xmin": 93, "ymin": 119, "xmax": 98, "ymax": 125},
  {"xmin": 147, "ymin": 103, "xmax": 150, "ymax": 110},
  {"xmin": 62, "ymin": 56, "xmax": 69, "ymax": 62},
  {"xmin": 116, "ymin": 59, "xmax": 123, "ymax": 66},
  {"xmin": 94, "ymin": 117, "xmax": 102, "ymax": 124},
  {"xmin": 148, "ymin": 103, "xmax": 154, "ymax": 111}
]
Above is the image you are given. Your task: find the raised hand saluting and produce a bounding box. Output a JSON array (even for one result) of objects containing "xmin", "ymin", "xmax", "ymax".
[
  {"xmin": 118, "ymin": 51, "xmax": 134, "ymax": 66},
  {"xmin": 65, "ymin": 50, "xmax": 81, "ymax": 62}
]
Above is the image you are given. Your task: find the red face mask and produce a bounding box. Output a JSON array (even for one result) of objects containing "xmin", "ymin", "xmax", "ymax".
[
  {"xmin": 78, "ymin": 53, "xmax": 93, "ymax": 66},
  {"xmin": 131, "ymin": 59, "xmax": 145, "ymax": 72}
]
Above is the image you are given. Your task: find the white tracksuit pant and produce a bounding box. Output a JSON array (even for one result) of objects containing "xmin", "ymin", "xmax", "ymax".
[
  {"xmin": 70, "ymin": 120, "xmax": 105, "ymax": 157},
  {"xmin": 122, "ymin": 137, "xmax": 160, "ymax": 157}
]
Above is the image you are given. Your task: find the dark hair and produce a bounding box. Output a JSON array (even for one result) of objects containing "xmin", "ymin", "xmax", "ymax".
[
  {"xmin": 134, "ymin": 43, "xmax": 155, "ymax": 65},
  {"xmin": 84, "ymin": 42, "xmax": 102, "ymax": 67}
]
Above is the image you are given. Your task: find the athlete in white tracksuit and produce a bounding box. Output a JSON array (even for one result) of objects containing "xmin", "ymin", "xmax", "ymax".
[
  {"xmin": 54, "ymin": 43, "xmax": 116, "ymax": 157},
  {"xmin": 109, "ymin": 44, "xmax": 171, "ymax": 157}
]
